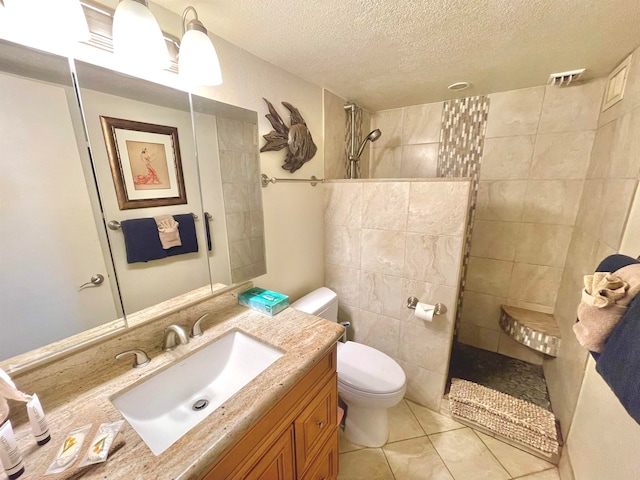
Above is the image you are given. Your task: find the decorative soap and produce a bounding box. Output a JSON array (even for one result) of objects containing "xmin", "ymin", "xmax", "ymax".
[{"xmin": 238, "ymin": 288, "xmax": 289, "ymax": 316}]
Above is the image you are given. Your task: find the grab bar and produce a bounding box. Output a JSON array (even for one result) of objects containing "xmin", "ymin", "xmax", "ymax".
[{"xmin": 261, "ymin": 173, "xmax": 323, "ymax": 188}]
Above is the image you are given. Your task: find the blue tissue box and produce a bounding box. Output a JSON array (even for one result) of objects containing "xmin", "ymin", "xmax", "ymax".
[{"xmin": 238, "ymin": 288, "xmax": 289, "ymax": 316}]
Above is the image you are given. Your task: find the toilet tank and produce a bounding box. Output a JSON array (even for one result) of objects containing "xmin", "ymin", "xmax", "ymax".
[{"xmin": 290, "ymin": 287, "xmax": 338, "ymax": 322}]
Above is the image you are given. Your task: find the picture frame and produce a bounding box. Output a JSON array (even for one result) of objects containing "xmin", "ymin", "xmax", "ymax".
[{"xmin": 100, "ymin": 116, "xmax": 187, "ymax": 210}]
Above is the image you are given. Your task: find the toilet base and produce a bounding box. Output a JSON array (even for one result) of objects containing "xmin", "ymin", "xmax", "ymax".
[{"xmin": 343, "ymin": 405, "xmax": 389, "ymax": 447}]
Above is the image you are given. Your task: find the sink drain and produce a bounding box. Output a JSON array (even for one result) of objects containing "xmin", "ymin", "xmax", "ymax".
[{"xmin": 192, "ymin": 399, "xmax": 209, "ymax": 411}]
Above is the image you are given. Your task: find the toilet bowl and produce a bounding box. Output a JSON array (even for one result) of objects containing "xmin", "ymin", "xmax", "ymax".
[{"xmin": 291, "ymin": 287, "xmax": 407, "ymax": 447}]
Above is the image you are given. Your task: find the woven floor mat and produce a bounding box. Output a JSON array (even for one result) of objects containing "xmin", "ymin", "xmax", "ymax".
[{"xmin": 449, "ymin": 378, "xmax": 560, "ymax": 454}]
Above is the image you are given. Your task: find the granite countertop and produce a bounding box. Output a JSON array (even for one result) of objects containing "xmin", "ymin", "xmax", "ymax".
[{"xmin": 2, "ymin": 305, "xmax": 343, "ymax": 480}]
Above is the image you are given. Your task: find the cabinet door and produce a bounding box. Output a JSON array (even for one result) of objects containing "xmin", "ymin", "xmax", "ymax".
[
  {"xmin": 301, "ymin": 432, "xmax": 338, "ymax": 480},
  {"xmin": 243, "ymin": 425, "xmax": 296, "ymax": 480},
  {"xmin": 294, "ymin": 375, "xmax": 338, "ymax": 476}
]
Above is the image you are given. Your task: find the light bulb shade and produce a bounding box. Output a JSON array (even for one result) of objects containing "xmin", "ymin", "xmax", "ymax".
[
  {"xmin": 179, "ymin": 29, "xmax": 222, "ymax": 86},
  {"xmin": 112, "ymin": 0, "xmax": 169, "ymax": 71},
  {"xmin": 2, "ymin": 0, "xmax": 89, "ymax": 50}
]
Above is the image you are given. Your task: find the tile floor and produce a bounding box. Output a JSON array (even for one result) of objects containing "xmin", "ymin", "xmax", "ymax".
[{"xmin": 338, "ymin": 399, "xmax": 559, "ymax": 480}]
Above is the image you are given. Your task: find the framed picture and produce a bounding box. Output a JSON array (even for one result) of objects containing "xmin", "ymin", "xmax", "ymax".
[{"xmin": 100, "ymin": 116, "xmax": 187, "ymax": 210}]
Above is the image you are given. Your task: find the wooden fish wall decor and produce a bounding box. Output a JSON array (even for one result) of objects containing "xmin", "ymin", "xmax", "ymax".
[{"xmin": 260, "ymin": 98, "xmax": 317, "ymax": 173}]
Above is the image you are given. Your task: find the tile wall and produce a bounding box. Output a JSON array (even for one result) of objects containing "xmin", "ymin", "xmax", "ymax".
[
  {"xmin": 324, "ymin": 179, "xmax": 471, "ymax": 411},
  {"xmin": 217, "ymin": 117, "xmax": 266, "ymax": 282},
  {"xmin": 544, "ymin": 48, "xmax": 640, "ymax": 436},
  {"xmin": 459, "ymin": 81, "xmax": 607, "ymax": 365}
]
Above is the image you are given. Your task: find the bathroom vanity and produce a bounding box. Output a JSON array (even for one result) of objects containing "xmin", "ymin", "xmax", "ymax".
[{"xmin": 1, "ymin": 286, "xmax": 343, "ymax": 479}]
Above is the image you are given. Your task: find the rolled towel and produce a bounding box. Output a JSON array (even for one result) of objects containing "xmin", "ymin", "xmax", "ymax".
[
  {"xmin": 583, "ymin": 272, "xmax": 628, "ymax": 307},
  {"xmin": 154, "ymin": 215, "xmax": 182, "ymax": 249}
]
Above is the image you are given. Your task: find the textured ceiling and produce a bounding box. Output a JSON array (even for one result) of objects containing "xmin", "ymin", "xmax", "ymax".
[{"xmin": 156, "ymin": 0, "xmax": 640, "ymax": 111}]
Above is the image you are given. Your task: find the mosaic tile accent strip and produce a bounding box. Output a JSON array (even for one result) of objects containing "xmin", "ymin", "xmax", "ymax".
[
  {"xmin": 499, "ymin": 307, "xmax": 561, "ymax": 357},
  {"xmin": 344, "ymin": 104, "xmax": 363, "ymax": 178},
  {"xmin": 437, "ymin": 96, "xmax": 490, "ymax": 330}
]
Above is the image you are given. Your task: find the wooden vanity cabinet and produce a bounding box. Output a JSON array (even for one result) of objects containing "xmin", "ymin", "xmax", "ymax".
[{"xmin": 202, "ymin": 345, "xmax": 339, "ymax": 480}]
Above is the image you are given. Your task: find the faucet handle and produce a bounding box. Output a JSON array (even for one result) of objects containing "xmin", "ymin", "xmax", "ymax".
[
  {"xmin": 115, "ymin": 349, "xmax": 151, "ymax": 368},
  {"xmin": 190, "ymin": 313, "xmax": 210, "ymax": 338}
]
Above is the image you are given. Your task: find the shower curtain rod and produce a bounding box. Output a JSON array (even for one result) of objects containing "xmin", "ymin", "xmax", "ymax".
[{"xmin": 261, "ymin": 174, "xmax": 324, "ymax": 188}]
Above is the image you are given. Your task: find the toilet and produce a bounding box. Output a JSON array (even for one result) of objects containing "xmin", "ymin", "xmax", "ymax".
[{"xmin": 291, "ymin": 287, "xmax": 406, "ymax": 447}]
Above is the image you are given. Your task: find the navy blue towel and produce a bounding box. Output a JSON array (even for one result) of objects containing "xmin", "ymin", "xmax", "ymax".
[
  {"xmin": 167, "ymin": 214, "xmax": 199, "ymax": 256},
  {"xmin": 595, "ymin": 293, "xmax": 640, "ymax": 424},
  {"xmin": 120, "ymin": 218, "xmax": 167, "ymax": 264},
  {"xmin": 120, "ymin": 214, "xmax": 199, "ymax": 264}
]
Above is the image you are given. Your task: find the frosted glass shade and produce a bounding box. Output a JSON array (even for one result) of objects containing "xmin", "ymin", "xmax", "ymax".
[
  {"xmin": 2, "ymin": 0, "xmax": 89, "ymax": 50},
  {"xmin": 179, "ymin": 29, "xmax": 222, "ymax": 86},
  {"xmin": 112, "ymin": 0, "xmax": 169, "ymax": 71}
]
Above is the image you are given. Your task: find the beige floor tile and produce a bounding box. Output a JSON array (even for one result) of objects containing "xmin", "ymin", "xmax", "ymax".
[
  {"xmin": 383, "ymin": 437, "xmax": 454, "ymax": 480},
  {"xmin": 406, "ymin": 399, "xmax": 464, "ymax": 435},
  {"xmin": 338, "ymin": 448, "xmax": 394, "ymax": 480},
  {"xmin": 388, "ymin": 399, "xmax": 426, "ymax": 442},
  {"xmin": 513, "ymin": 468, "xmax": 560, "ymax": 480},
  {"xmin": 475, "ymin": 431, "xmax": 555, "ymax": 477},
  {"xmin": 429, "ymin": 428, "xmax": 510, "ymax": 480},
  {"xmin": 339, "ymin": 429, "xmax": 365, "ymax": 454}
]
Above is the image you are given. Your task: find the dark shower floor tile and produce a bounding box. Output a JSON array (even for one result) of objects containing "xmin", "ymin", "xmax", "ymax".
[{"xmin": 448, "ymin": 342, "xmax": 552, "ymax": 411}]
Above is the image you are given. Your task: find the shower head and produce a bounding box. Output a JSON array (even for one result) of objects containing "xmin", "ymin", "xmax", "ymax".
[{"xmin": 354, "ymin": 129, "xmax": 382, "ymax": 158}]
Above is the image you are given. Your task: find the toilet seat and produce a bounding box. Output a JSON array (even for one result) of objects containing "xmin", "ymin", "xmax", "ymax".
[{"xmin": 337, "ymin": 341, "xmax": 406, "ymax": 395}]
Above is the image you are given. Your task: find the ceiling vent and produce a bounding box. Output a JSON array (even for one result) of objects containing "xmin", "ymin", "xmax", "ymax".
[{"xmin": 548, "ymin": 69, "xmax": 586, "ymax": 86}]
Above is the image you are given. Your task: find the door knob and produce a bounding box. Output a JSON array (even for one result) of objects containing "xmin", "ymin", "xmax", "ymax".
[{"xmin": 79, "ymin": 274, "xmax": 104, "ymax": 289}]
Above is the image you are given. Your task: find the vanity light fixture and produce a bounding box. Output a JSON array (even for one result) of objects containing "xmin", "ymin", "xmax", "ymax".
[
  {"xmin": 179, "ymin": 6, "xmax": 222, "ymax": 86},
  {"xmin": 1, "ymin": 0, "xmax": 89, "ymax": 51},
  {"xmin": 112, "ymin": 0, "xmax": 169, "ymax": 71}
]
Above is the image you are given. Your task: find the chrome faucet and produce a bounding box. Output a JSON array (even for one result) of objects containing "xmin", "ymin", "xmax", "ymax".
[
  {"xmin": 190, "ymin": 313, "xmax": 210, "ymax": 338},
  {"xmin": 115, "ymin": 349, "xmax": 151, "ymax": 368},
  {"xmin": 162, "ymin": 325, "xmax": 189, "ymax": 351}
]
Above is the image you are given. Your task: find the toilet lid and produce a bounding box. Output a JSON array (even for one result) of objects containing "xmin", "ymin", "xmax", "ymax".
[{"xmin": 337, "ymin": 342, "xmax": 406, "ymax": 394}]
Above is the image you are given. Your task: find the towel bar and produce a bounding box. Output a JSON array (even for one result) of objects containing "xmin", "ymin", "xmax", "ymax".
[{"xmin": 108, "ymin": 213, "xmax": 199, "ymax": 231}]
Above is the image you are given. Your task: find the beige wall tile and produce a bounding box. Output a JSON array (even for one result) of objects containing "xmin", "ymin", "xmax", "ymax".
[
  {"xmin": 486, "ymin": 86, "xmax": 545, "ymax": 138},
  {"xmin": 371, "ymin": 108, "xmax": 403, "ymax": 147},
  {"xmin": 574, "ymin": 179, "xmax": 604, "ymax": 236},
  {"xmin": 475, "ymin": 431, "xmax": 555, "ymax": 477},
  {"xmin": 597, "ymin": 178, "xmax": 638, "ymax": 248},
  {"xmin": 586, "ymin": 119, "xmax": 615, "ymax": 179},
  {"xmin": 361, "ymin": 228, "xmax": 406, "ymax": 276},
  {"xmin": 408, "ymin": 181, "xmax": 470, "ymax": 235},
  {"xmin": 457, "ymin": 323, "xmax": 501, "ymax": 352},
  {"xmin": 515, "ymin": 223, "xmax": 573, "ymax": 267},
  {"xmin": 476, "ymin": 180, "xmax": 527, "ymax": 222},
  {"xmin": 325, "ymin": 224, "xmax": 360, "ymax": 267},
  {"xmin": 460, "ymin": 290, "xmax": 505, "ymax": 331},
  {"xmin": 384, "ymin": 437, "xmax": 454, "ymax": 480},
  {"xmin": 480, "ymin": 135, "xmax": 535, "ymax": 180},
  {"xmin": 323, "ymin": 89, "xmax": 347, "ymax": 179},
  {"xmin": 324, "ymin": 182, "xmax": 362, "ymax": 227},
  {"xmin": 608, "ymin": 107, "xmax": 640, "ymax": 179},
  {"xmin": 497, "ymin": 333, "xmax": 544, "ymax": 365},
  {"xmin": 430, "ymin": 428, "xmax": 510, "ymax": 480},
  {"xmin": 362, "ymin": 182, "xmax": 410, "ymax": 230},
  {"xmin": 325, "ymin": 264, "xmax": 360, "ymax": 308},
  {"xmin": 402, "ymin": 102, "xmax": 443, "ymax": 144},
  {"xmin": 352, "ymin": 310, "xmax": 400, "ymax": 358},
  {"xmin": 401, "ymin": 279, "xmax": 457, "ymax": 331},
  {"xmin": 399, "ymin": 360, "xmax": 446, "ymax": 411},
  {"xmin": 400, "ymin": 143, "xmax": 439, "ymax": 178},
  {"xmin": 470, "ymin": 220, "xmax": 521, "ymax": 261},
  {"xmin": 465, "ymin": 256, "xmax": 513, "ymax": 297},
  {"xmin": 404, "ymin": 234, "xmax": 464, "ymax": 287},
  {"xmin": 399, "ymin": 321, "xmax": 453, "ymax": 375},
  {"xmin": 406, "ymin": 399, "xmax": 464, "ymax": 435},
  {"xmin": 370, "ymin": 146, "xmax": 402, "ymax": 178},
  {"xmin": 508, "ymin": 263, "xmax": 563, "ymax": 307},
  {"xmin": 522, "ymin": 180, "xmax": 584, "ymax": 225},
  {"xmin": 538, "ymin": 80, "xmax": 605, "ymax": 134},
  {"xmin": 360, "ymin": 271, "xmax": 404, "ymax": 319},
  {"xmin": 529, "ymin": 131, "xmax": 595, "ymax": 179}
]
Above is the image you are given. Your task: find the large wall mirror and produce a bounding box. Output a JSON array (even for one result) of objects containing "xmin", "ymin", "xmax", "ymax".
[{"xmin": 0, "ymin": 39, "xmax": 266, "ymax": 368}]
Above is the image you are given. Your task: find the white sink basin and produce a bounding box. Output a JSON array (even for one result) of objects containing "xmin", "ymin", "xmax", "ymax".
[{"xmin": 110, "ymin": 330, "xmax": 283, "ymax": 455}]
